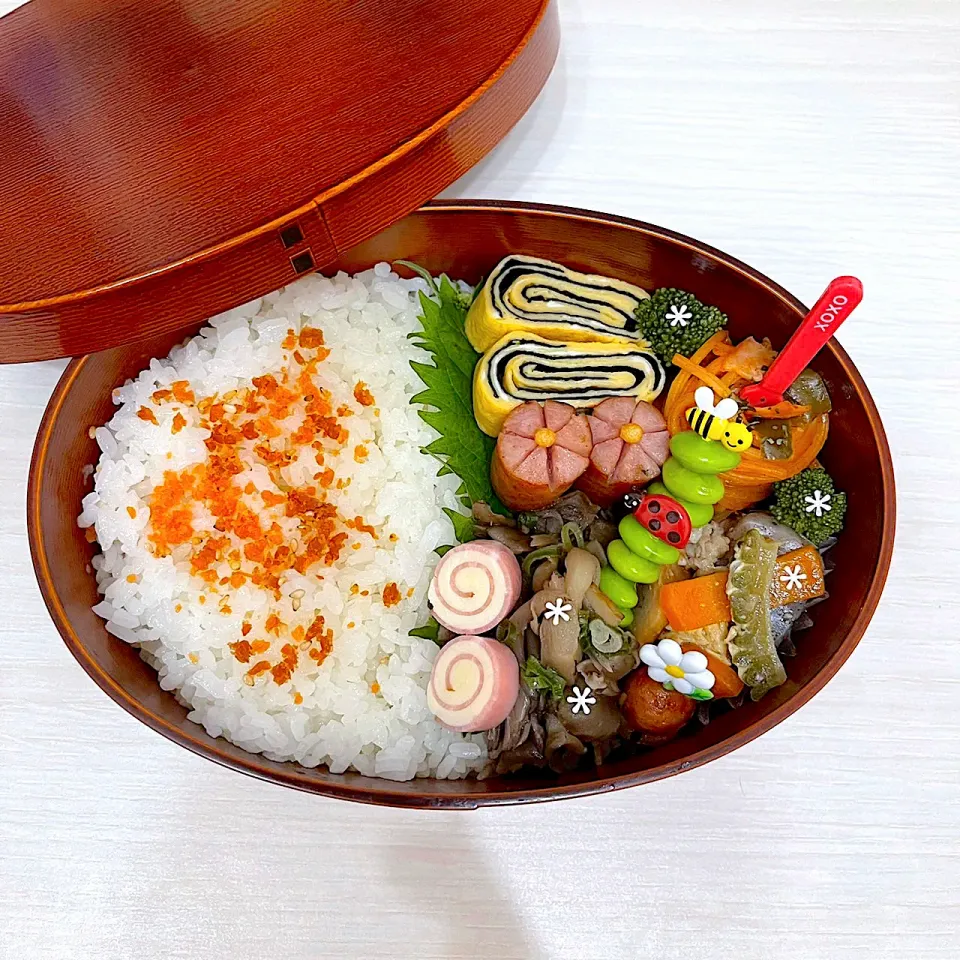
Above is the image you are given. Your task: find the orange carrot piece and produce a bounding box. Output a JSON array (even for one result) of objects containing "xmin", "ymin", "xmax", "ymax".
[
  {"xmin": 680, "ymin": 643, "xmax": 744, "ymax": 699},
  {"xmin": 660, "ymin": 572, "xmax": 732, "ymax": 632},
  {"xmin": 747, "ymin": 401, "xmax": 811, "ymax": 420},
  {"xmin": 769, "ymin": 546, "xmax": 826, "ymax": 607}
]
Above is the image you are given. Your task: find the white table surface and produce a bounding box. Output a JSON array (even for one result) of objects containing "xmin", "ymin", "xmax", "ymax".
[{"xmin": 2, "ymin": 1, "xmax": 958, "ymax": 958}]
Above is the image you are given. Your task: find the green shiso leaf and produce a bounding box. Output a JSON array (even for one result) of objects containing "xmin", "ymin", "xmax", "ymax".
[
  {"xmin": 442, "ymin": 507, "xmax": 477, "ymax": 545},
  {"xmin": 410, "ymin": 617, "xmax": 443, "ymax": 644},
  {"xmin": 404, "ymin": 267, "xmax": 510, "ymax": 517}
]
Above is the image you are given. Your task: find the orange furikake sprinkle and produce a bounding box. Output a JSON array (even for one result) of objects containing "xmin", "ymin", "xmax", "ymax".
[
  {"xmin": 346, "ymin": 516, "xmax": 377, "ymax": 538},
  {"xmin": 282, "ymin": 330, "xmax": 297, "ymax": 350},
  {"xmin": 126, "ymin": 574, "xmax": 137, "ymax": 583},
  {"xmin": 353, "ymin": 382, "xmax": 375, "ymax": 407},
  {"xmin": 382, "ymin": 583, "xmax": 402, "ymax": 607},
  {"xmin": 126, "ymin": 506, "xmax": 137, "ymax": 519},
  {"xmin": 137, "ymin": 407, "xmax": 158, "ymax": 425},
  {"xmin": 245, "ymin": 660, "xmax": 271, "ymax": 681},
  {"xmin": 171, "ymin": 381, "xmax": 194, "ymax": 404},
  {"xmin": 229, "ymin": 640, "xmax": 253, "ymax": 663},
  {"xmin": 139, "ymin": 334, "xmax": 368, "ymax": 672},
  {"xmin": 293, "ymin": 692, "xmax": 303, "ymax": 705},
  {"xmin": 299, "ymin": 327, "xmax": 325, "ymax": 349},
  {"xmin": 84, "ymin": 527, "xmax": 98, "ymax": 542},
  {"xmin": 152, "ymin": 388, "xmax": 173, "ymax": 403},
  {"xmin": 354, "ymin": 445, "xmax": 369, "ymax": 463},
  {"xmin": 370, "ymin": 682, "xmax": 380, "ymax": 695}
]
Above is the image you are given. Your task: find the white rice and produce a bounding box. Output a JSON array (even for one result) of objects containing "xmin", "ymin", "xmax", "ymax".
[{"xmin": 78, "ymin": 265, "xmax": 486, "ymax": 780}]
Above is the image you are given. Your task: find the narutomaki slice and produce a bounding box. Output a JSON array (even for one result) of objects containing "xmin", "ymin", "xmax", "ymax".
[
  {"xmin": 576, "ymin": 398, "xmax": 670, "ymax": 507},
  {"xmin": 427, "ymin": 540, "xmax": 522, "ymax": 635},
  {"xmin": 427, "ymin": 635, "xmax": 521, "ymax": 732},
  {"xmin": 491, "ymin": 400, "xmax": 592, "ymax": 511}
]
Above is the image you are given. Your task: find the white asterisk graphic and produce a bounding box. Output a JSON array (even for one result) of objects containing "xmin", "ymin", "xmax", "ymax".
[
  {"xmin": 779, "ymin": 564, "xmax": 808, "ymax": 592},
  {"xmin": 804, "ymin": 490, "xmax": 832, "ymax": 517},
  {"xmin": 566, "ymin": 685, "xmax": 596, "ymax": 715},
  {"xmin": 665, "ymin": 304, "xmax": 693, "ymax": 328},
  {"xmin": 544, "ymin": 599, "xmax": 573, "ymax": 625}
]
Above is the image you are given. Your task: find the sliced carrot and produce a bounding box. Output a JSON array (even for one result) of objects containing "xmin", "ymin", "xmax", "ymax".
[
  {"xmin": 660, "ymin": 572, "xmax": 732, "ymax": 632},
  {"xmin": 680, "ymin": 643, "xmax": 744, "ymax": 699},
  {"xmin": 770, "ymin": 546, "xmax": 826, "ymax": 607},
  {"xmin": 746, "ymin": 401, "xmax": 811, "ymax": 420},
  {"xmin": 670, "ymin": 355, "xmax": 732, "ymax": 398},
  {"xmin": 717, "ymin": 481, "xmax": 773, "ymax": 512}
]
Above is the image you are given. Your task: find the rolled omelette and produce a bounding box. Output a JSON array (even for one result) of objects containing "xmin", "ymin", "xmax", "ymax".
[
  {"xmin": 465, "ymin": 255, "xmax": 651, "ymax": 353},
  {"xmin": 474, "ymin": 332, "xmax": 666, "ymax": 436}
]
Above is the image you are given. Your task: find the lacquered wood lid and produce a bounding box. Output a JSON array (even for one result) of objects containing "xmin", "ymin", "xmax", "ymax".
[{"xmin": 0, "ymin": 0, "xmax": 558, "ymax": 362}]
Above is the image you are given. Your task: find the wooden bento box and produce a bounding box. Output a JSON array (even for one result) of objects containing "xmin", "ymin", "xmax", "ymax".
[{"xmin": 3, "ymin": 0, "xmax": 894, "ymax": 807}]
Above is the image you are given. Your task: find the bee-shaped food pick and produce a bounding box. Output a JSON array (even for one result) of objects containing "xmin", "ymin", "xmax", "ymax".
[{"xmin": 685, "ymin": 386, "xmax": 752, "ymax": 452}]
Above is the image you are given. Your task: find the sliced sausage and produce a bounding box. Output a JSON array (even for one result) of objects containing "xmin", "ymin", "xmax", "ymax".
[
  {"xmin": 575, "ymin": 398, "xmax": 670, "ymax": 507},
  {"xmin": 491, "ymin": 401, "xmax": 592, "ymax": 511}
]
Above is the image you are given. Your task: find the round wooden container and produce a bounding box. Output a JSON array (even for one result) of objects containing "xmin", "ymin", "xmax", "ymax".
[{"xmin": 27, "ymin": 201, "xmax": 896, "ymax": 808}]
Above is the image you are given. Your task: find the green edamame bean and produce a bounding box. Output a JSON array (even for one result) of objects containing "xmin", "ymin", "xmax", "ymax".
[
  {"xmin": 618, "ymin": 607, "xmax": 634, "ymax": 628},
  {"xmin": 669, "ymin": 430, "xmax": 741, "ymax": 474},
  {"xmin": 648, "ymin": 481, "xmax": 714, "ymax": 527},
  {"xmin": 618, "ymin": 515, "xmax": 681, "ymax": 566},
  {"xmin": 661, "ymin": 457, "xmax": 725, "ymax": 505},
  {"xmin": 608, "ymin": 538, "xmax": 662, "ymax": 584},
  {"xmin": 599, "ymin": 564, "xmax": 639, "ymax": 609}
]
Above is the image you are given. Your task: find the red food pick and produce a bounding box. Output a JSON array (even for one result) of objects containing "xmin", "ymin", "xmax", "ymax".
[
  {"xmin": 740, "ymin": 276, "xmax": 863, "ymax": 409},
  {"xmin": 634, "ymin": 494, "xmax": 692, "ymax": 549}
]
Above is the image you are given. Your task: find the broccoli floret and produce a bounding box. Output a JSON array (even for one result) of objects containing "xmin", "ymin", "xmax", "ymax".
[
  {"xmin": 770, "ymin": 467, "xmax": 847, "ymax": 545},
  {"xmin": 635, "ymin": 288, "xmax": 728, "ymax": 365}
]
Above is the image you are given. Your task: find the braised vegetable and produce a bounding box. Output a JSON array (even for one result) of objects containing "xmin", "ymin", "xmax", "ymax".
[
  {"xmin": 785, "ymin": 368, "xmax": 833, "ymax": 417},
  {"xmin": 557, "ymin": 692, "xmax": 622, "ymax": 740},
  {"xmin": 748, "ymin": 401, "xmax": 810, "ymax": 420},
  {"xmin": 632, "ymin": 563, "xmax": 689, "ymax": 646},
  {"xmin": 753, "ymin": 419, "xmax": 793, "ymax": 461},
  {"xmin": 770, "ymin": 546, "xmax": 826, "ymax": 606},
  {"xmin": 727, "ymin": 530, "xmax": 786, "ymax": 700},
  {"xmin": 660, "ymin": 571, "xmax": 732, "ymax": 632},
  {"xmin": 770, "ymin": 467, "xmax": 847, "ymax": 545},
  {"xmin": 520, "ymin": 656, "xmax": 566, "ymax": 701},
  {"xmin": 563, "ymin": 548, "xmax": 602, "ymax": 608},
  {"xmin": 538, "ymin": 594, "xmax": 581, "ymax": 684},
  {"xmin": 679, "ymin": 642, "xmax": 744, "ymax": 699}
]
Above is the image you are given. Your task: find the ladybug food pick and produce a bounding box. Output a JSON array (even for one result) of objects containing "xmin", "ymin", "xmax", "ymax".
[{"xmin": 634, "ymin": 494, "xmax": 692, "ymax": 549}]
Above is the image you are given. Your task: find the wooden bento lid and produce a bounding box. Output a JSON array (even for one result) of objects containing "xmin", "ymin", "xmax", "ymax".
[{"xmin": 0, "ymin": 0, "xmax": 558, "ymax": 362}]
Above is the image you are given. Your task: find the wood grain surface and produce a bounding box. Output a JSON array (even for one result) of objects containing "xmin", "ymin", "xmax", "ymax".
[
  {"xmin": 0, "ymin": 0, "xmax": 558, "ymax": 361},
  {"xmin": 1, "ymin": 1, "xmax": 958, "ymax": 958}
]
